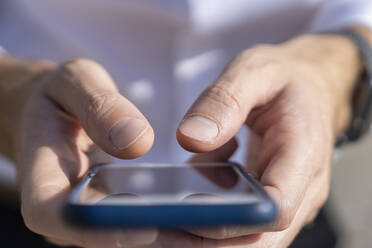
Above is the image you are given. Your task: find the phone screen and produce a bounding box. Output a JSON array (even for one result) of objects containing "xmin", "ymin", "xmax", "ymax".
[{"xmin": 75, "ymin": 163, "xmax": 260, "ymax": 205}]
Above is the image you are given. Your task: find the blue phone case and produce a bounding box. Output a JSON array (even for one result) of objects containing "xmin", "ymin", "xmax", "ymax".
[{"xmin": 63, "ymin": 163, "xmax": 277, "ymax": 228}]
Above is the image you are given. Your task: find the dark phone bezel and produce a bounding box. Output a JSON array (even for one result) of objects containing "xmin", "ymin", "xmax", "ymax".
[{"xmin": 63, "ymin": 162, "xmax": 277, "ymax": 228}]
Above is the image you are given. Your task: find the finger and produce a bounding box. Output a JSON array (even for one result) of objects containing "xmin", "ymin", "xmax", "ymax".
[
  {"xmin": 46, "ymin": 231, "xmax": 157, "ymax": 248},
  {"xmin": 238, "ymin": 83, "xmax": 332, "ymax": 239},
  {"xmin": 44, "ymin": 58, "xmax": 154, "ymax": 159},
  {"xmin": 177, "ymin": 47, "xmax": 288, "ymax": 152},
  {"xmin": 231, "ymin": 166, "xmax": 330, "ymax": 248},
  {"xmin": 158, "ymin": 230, "xmax": 261, "ymax": 248},
  {"xmin": 253, "ymin": 84, "xmax": 333, "ymax": 234},
  {"xmin": 188, "ymin": 225, "xmax": 263, "ymax": 241},
  {"xmin": 174, "ymin": 168, "xmax": 329, "ymax": 247},
  {"xmin": 45, "ymin": 236, "xmax": 74, "ymax": 247},
  {"xmin": 20, "ymin": 97, "xmax": 157, "ymax": 248}
]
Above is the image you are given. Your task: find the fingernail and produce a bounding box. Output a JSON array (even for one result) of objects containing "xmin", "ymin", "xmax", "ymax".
[
  {"xmin": 179, "ymin": 115, "xmax": 219, "ymax": 142},
  {"xmin": 109, "ymin": 117, "xmax": 148, "ymax": 150}
]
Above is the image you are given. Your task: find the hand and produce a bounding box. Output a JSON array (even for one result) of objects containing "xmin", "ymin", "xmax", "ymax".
[
  {"xmin": 6, "ymin": 58, "xmax": 158, "ymax": 247},
  {"xmin": 172, "ymin": 33, "xmax": 363, "ymax": 247}
]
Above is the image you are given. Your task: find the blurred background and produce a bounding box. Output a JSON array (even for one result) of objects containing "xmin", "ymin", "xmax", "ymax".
[{"xmin": 327, "ymin": 132, "xmax": 372, "ymax": 247}]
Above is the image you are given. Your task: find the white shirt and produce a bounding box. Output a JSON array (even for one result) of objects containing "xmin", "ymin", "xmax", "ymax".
[{"xmin": 0, "ymin": 0, "xmax": 372, "ymax": 185}]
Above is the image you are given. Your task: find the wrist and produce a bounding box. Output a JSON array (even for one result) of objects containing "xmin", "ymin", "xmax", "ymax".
[{"xmin": 0, "ymin": 55, "xmax": 56, "ymax": 160}]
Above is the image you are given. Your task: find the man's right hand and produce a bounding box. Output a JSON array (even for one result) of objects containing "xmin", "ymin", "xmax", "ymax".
[{"xmin": 0, "ymin": 57, "xmax": 157, "ymax": 247}]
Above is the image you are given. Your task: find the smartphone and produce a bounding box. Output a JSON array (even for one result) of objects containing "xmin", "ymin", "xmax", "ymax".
[{"xmin": 63, "ymin": 162, "xmax": 277, "ymax": 228}]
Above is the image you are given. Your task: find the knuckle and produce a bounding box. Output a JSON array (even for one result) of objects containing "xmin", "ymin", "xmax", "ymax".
[
  {"xmin": 84, "ymin": 90, "xmax": 119, "ymax": 124},
  {"xmin": 202, "ymin": 85, "xmax": 241, "ymax": 110},
  {"xmin": 62, "ymin": 58, "xmax": 103, "ymax": 73},
  {"xmin": 29, "ymin": 59, "xmax": 57, "ymax": 72},
  {"xmin": 237, "ymin": 45, "xmax": 282, "ymax": 71},
  {"xmin": 58, "ymin": 58, "xmax": 106, "ymax": 85}
]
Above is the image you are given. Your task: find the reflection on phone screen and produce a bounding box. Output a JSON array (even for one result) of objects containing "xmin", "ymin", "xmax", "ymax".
[{"xmin": 78, "ymin": 163, "xmax": 257, "ymax": 205}]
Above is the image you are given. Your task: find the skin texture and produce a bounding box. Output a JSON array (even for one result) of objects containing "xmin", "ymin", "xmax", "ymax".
[{"xmin": 0, "ymin": 27, "xmax": 371, "ymax": 247}]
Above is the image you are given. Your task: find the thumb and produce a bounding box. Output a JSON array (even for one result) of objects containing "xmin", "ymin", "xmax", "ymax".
[
  {"xmin": 177, "ymin": 48, "xmax": 287, "ymax": 152},
  {"xmin": 44, "ymin": 59, "xmax": 154, "ymax": 159}
]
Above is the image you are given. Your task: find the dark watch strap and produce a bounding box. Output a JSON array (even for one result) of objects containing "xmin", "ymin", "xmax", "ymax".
[{"xmin": 328, "ymin": 30, "xmax": 372, "ymax": 147}]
